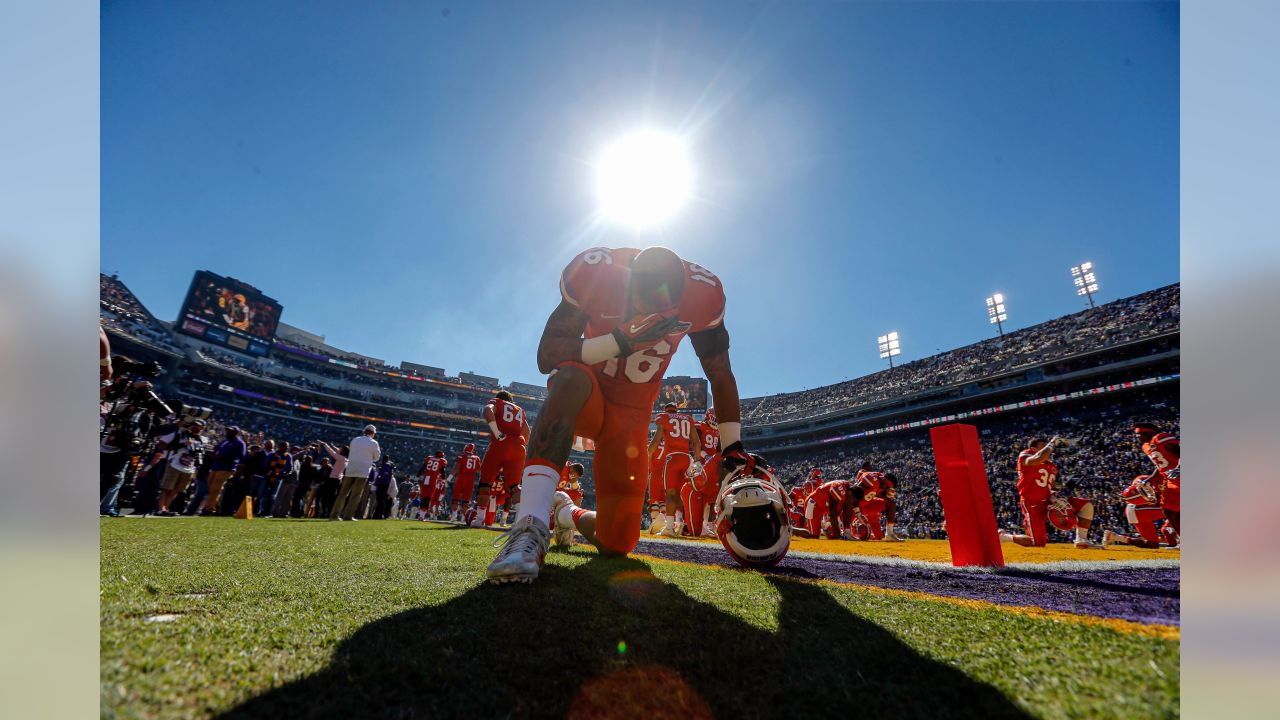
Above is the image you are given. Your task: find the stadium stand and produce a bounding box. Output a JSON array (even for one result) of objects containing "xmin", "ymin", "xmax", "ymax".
[
  {"xmin": 740, "ymin": 284, "xmax": 1178, "ymax": 424},
  {"xmin": 99, "ymin": 274, "xmax": 184, "ymax": 355},
  {"xmin": 764, "ymin": 386, "xmax": 1178, "ymax": 541}
]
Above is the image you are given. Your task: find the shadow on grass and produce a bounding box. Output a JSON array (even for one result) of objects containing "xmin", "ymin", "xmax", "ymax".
[{"xmin": 219, "ymin": 554, "xmax": 1029, "ymax": 719}]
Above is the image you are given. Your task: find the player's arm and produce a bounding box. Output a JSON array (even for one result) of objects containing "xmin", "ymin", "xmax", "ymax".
[
  {"xmin": 483, "ymin": 404, "xmax": 506, "ymax": 442},
  {"xmin": 692, "ymin": 325, "xmax": 744, "ymax": 468},
  {"xmin": 535, "ymin": 301, "xmax": 591, "ymax": 374},
  {"xmin": 521, "ymin": 413, "xmax": 531, "ymax": 443},
  {"xmin": 647, "ymin": 429, "xmax": 662, "ymax": 456},
  {"xmin": 827, "ymin": 495, "xmax": 843, "ymax": 530},
  {"xmin": 1024, "ymin": 436, "xmax": 1059, "ymax": 465}
]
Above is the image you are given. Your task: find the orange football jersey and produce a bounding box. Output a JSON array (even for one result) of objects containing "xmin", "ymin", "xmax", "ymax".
[
  {"xmin": 488, "ymin": 398, "xmax": 526, "ymax": 442},
  {"xmin": 559, "ymin": 247, "xmax": 726, "ymax": 410},
  {"xmin": 655, "ymin": 411, "xmax": 696, "ymax": 454},
  {"xmin": 1016, "ymin": 450, "xmax": 1057, "ymax": 504}
]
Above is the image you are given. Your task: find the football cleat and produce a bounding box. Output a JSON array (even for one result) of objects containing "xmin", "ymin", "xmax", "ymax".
[
  {"xmin": 487, "ymin": 515, "xmax": 550, "ymax": 584},
  {"xmin": 658, "ymin": 523, "xmax": 680, "ymax": 538},
  {"xmin": 1074, "ymin": 540, "xmax": 1104, "ymax": 550},
  {"xmin": 549, "ymin": 491, "xmax": 576, "ymax": 548},
  {"xmin": 1102, "ymin": 530, "xmax": 1119, "ymax": 545}
]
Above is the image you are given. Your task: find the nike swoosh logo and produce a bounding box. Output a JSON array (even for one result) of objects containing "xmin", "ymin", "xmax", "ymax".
[{"xmin": 629, "ymin": 321, "xmax": 650, "ymax": 334}]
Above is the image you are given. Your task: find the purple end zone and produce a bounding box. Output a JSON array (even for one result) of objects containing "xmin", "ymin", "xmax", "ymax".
[{"xmin": 634, "ymin": 539, "xmax": 1180, "ymax": 627}]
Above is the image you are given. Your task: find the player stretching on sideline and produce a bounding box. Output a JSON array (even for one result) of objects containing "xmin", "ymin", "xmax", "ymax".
[
  {"xmin": 417, "ymin": 451, "xmax": 448, "ymax": 520},
  {"xmin": 475, "ymin": 391, "xmax": 529, "ymax": 527},
  {"xmin": 647, "ymin": 402, "xmax": 703, "ymax": 536},
  {"xmin": 486, "ymin": 246, "xmax": 751, "ymax": 584},
  {"xmin": 1001, "ymin": 437, "xmax": 1101, "ymax": 549},
  {"xmin": 445, "ymin": 443, "xmax": 482, "ymax": 522},
  {"xmin": 680, "ymin": 407, "xmax": 721, "ymax": 537}
]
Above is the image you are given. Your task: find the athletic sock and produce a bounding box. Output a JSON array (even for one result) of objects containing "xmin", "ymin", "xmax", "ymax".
[
  {"xmin": 513, "ymin": 463, "xmax": 559, "ymax": 527},
  {"xmin": 665, "ymin": 514, "xmax": 677, "ymax": 531},
  {"xmin": 556, "ymin": 502, "xmax": 576, "ymax": 529},
  {"xmin": 1075, "ymin": 527, "xmax": 1088, "ymax": 544},
  {"xmin": 999, "ymin": 532, "xmax": 1014, "ymax": 543}
]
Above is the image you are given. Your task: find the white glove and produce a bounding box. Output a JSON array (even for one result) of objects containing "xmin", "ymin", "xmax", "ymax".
[{"xmin": 686, "ymin": 461, "xmax": 705, "ymax": 479}]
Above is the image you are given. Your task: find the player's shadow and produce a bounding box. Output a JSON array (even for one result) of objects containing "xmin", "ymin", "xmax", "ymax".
[{"xmin": 218, "ymin": 554, "xmax": 1030, "ymax": 719}]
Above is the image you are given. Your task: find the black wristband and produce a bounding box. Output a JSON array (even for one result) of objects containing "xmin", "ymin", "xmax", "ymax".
[{"xmin": 610, "ymin": 328, "xmax": 634, "ymax": 357}]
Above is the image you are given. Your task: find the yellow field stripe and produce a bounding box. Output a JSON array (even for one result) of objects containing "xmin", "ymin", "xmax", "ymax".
[
  {"xmin": 631, "ymin": 552, "xmax": 1180, "ymax": 641},
  {"xmin": 644, "ymin": 534, "xmax": 1179, "ymax": 565}
]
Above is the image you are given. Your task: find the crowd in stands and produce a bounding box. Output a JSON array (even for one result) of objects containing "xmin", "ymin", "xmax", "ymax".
[
  {"xmin": 764, "ymin": 387, "xmax": 1179, "ymax": 541},
  {"xmin": 99, "ymin": 274, "xmax": 183, "ymax": 353},
  {"xmin": 742, "ymin": 284, "xmax": 1179, "ymax": 425},
  {"xmin": 193, "ymin": 344, "xmax": 549, "ymax": 426}
]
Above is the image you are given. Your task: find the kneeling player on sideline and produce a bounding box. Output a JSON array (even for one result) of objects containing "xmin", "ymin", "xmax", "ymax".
[
  {"xmin": 794, "ymin": 478, "xmax": 866, "ymax": 539},
  {"xmin": 855, "ymin": 469, "xmax": 903, "ymax": 542},
  {"xmin": 1103, "ymin": 475, "xmax": 1167, "ymax": 549},
  {"xmin": 486, "ymin": 246, "xmax": 750, "ymax": 584},
  {"xmin": 1000, "ymin": 437, "xmax": 1101, "ymax": 549},
  {"xmin": 1135, "ymin": 422, "xmax": 1180, "ymax": 541},
  {"xmin": 556, "ymin": 462, "xmax": 586, "ymax": 507}
]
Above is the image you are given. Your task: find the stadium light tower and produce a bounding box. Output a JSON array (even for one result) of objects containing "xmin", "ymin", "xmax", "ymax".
[
  {"xmin": 1071, "ymin": 262, "xmax": 1099, "ymax": 309},
  {"xmin": 986, "ymin": 293, "xmax": 1008, "ymax": 337},
  {"xmin": 877, "ymin": 331, "xmax": 901, "ymax": 369}
]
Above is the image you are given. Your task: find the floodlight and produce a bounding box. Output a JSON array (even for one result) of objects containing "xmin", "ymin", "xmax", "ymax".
[
  {"xmin": 877, "ymin": 331, "xmax": 902, "ymax": 367},
  {"xmin": 1070, "ymin": 262, "xmax": 1100, "ymax": 308}
]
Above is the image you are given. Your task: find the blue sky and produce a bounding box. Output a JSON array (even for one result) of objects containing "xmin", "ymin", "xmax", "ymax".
[{"xmin": 101, "ymin": 0, "xmax": 1178, "ymax": 397}]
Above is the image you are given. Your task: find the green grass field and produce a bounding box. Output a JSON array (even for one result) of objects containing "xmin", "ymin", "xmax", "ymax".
[{"xmin": 101, "ymin": 518, "xmax": 1178, "ymax": 719}]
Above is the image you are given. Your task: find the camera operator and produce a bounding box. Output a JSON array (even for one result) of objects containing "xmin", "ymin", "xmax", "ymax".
[
  {"xmin": 99, "ymin": 362, "xmax": 169, "ymax": 517},
  {"xmin": 152, "ymin": 417, "xmax": 208, "ymax": 515}
]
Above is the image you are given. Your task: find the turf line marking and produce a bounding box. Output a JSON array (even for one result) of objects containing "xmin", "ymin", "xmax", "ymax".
[
  {"xmin": 642, "ymin": 536, "xmax": 1179, "ymax": 573},
  {"xmin": 630, "ymin": 552, "xmax": 1180, "ymax": 641}
]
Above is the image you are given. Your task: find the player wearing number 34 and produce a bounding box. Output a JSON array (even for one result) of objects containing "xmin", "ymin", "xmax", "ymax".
[{"xmin": 487, "ymin": 246, "xmax": 752, "ymax": 584}]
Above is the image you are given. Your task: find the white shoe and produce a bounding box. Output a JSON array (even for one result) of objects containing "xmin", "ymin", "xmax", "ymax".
[
  {"xmin": 549, "ymin": 491, "xmax": 576, "ymax": 548},
  {"xmin": 658, "ymin": 524, "xmax": 680, "ymax": 538},
  {"xmin": 883, "ymin": 532, "xmax": 904, "ymax": 542},
  {"xmin": 1074, "ymin": 540, "xmax": 1103, "ymax": 550},
  {"xmin": 486, "ymin": 515, "xmax": 550, "ymax": 584},
  {"xmin": 1102, "ymin": 530, "xmax": 1119, "ymax": 545},
  {"xmin": 649, "ymin": 515, "xmax": 665, "ymax": 535},
  {"xmin": 702, "ymin": 521, "xmax": 716, "ymax": 537}
]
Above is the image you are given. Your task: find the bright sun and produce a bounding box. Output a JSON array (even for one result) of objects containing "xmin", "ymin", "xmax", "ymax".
[{"xmin": 595, "ymin": 131, "xmax": 694, "ymax": 228}]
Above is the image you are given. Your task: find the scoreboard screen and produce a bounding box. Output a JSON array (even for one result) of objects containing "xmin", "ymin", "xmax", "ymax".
[
  {"xmin": 176, "ymin": 270, "xmax": 282, "ymax": 357},
  {"xmin": 655, "ymin": 376, "xmax": 707, "ymax": 413}
]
